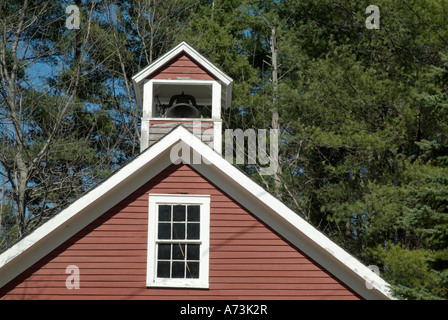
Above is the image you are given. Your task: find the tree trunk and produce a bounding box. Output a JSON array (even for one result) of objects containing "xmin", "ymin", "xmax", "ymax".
[
  {"xmin": 16, "ymin": 166, "xmax": 28, "ymax": 237},
  {"xmin": 0, "ymin": 176, "xmax": 5, "ymax": 233},
  {"xmin": 270, "ymin": 26, "xmax": 282, "ymax": 196}
]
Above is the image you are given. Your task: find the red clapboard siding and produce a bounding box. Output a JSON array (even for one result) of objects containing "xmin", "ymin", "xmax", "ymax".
[
  {"xmin": 149, "ymin": 53, "xmax": 217, "ymax": 81},
  {"xmin": 148, "ymin": 119, "xmax": 214, "ymax": 146},
  {"xmin": 0, "ymin": 163, "xmax": 361, "ymax": 300}
]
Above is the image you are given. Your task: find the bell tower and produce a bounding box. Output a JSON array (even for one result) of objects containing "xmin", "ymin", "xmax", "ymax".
[{"xmin": 132, "ymin": 42, "xmax": 233, "ymax": 154}]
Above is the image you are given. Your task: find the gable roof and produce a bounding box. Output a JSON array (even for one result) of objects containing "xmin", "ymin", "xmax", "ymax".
[
  {"xmin": 132, "ymin": 42, "xmax": 233, "ymax": 109},
  {"xmin": 0, "ymin": 126, "xmax": 393, "ymax": 299}
]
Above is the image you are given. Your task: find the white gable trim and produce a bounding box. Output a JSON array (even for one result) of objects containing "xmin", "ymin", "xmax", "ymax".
[
  {"xmin": 0, "ymin": 126, "xmax": 393, "ymax": 299},
  {"xmin": 132, "ymin": 42, "xmax": 232, "ymax": 86},
  {"xmin": 170, "ymin": 130, "xmax": 393, "ymax": 300},
  {"xmin": 0, "ymin": 131, "xmax": 182, "ymax": 289}
]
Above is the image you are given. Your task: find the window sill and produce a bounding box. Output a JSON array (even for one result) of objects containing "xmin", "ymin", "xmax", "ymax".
[{"xmin": 146, "ymin": 279, "xmax": 209, "ymax": 289}]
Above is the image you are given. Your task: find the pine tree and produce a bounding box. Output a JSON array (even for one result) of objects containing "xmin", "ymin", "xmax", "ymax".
[{"xmin": 1, "ymin": 0, "xmax": 448, "ymax": 299}]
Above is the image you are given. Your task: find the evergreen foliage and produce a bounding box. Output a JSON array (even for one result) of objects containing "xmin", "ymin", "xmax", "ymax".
[{"xmin": 1, "ymin": 0, "xmax": 447, "ymax": 299}]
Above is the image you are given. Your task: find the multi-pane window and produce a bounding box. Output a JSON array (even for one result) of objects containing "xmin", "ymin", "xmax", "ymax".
[
  {"xmin": 156, "ymin": 204, "xmax": 201, "ymax": 279},
  {"xmin": 147, "ymin": 194, "xmax": 210, "ymax": 288}
]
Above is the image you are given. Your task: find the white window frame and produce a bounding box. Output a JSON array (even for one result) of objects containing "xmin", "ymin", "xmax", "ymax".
[{"xmin": 146, "ymin": 194, "xmax": 210, "ymax": 288}]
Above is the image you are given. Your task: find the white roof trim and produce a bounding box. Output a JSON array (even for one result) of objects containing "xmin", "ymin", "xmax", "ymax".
[
  {"xmin": 132, "ymin": 42, "xmax": 232, "ymax": 86},
  {"xmin": 0, "ymin": 130, "xmax": 182, "ymax": 289},
  {"xmin": 132, "ymin": 42, "xmax": 233, "ymax": 109},
  {"xmin": 172, "ymin": 129, "xmax": 393, "ymax": 300},
  {"xmin": 0, "ymin": 126, "xmax": 393, "ymax": 299}
]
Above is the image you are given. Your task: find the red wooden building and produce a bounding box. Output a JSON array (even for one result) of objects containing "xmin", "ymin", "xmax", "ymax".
[{"xmin": 0, "ymin": 42, "xmax": 392, "ymax": 300}]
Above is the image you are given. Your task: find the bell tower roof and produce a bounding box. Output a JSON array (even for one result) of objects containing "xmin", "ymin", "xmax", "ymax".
[{"xmin": 132, "ymin": 42, "xmax": 233, "ymax": 110}]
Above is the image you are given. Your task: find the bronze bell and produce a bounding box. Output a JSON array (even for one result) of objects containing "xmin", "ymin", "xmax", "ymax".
[{"xmin": 166, "ymin": 92, "xmax": 200, "ymax": 118}]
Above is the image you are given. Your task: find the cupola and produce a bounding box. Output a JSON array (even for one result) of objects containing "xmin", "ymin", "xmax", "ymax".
[{"xmin": 132, "ymin": 42, "xmax": 233, "ymax": 154}]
